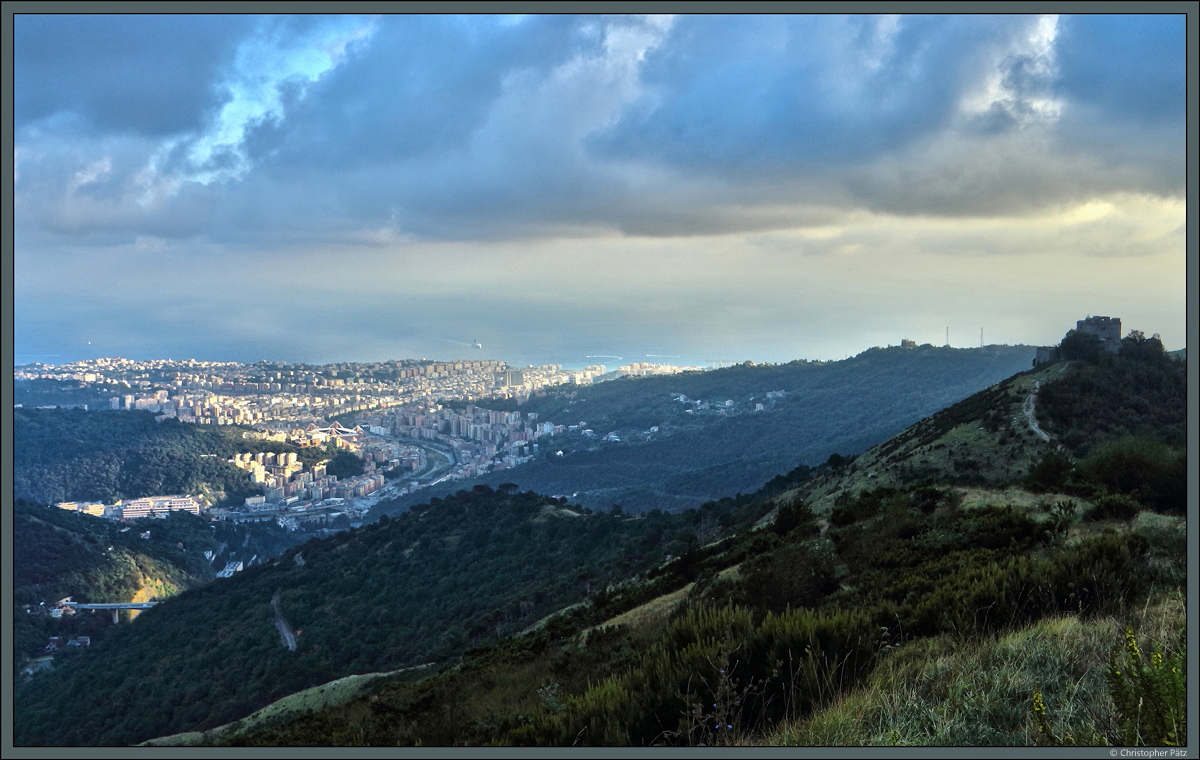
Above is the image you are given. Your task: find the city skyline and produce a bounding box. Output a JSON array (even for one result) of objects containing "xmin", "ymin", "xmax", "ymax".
[{"xmin": 13, "ymin": 12, "xmax": 1189, "ymax": 367}]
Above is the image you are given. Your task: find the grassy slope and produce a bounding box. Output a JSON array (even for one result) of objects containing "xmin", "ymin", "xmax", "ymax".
[
  {"xmin": 140, "ymin": 666, "xmax": 432, "ymax": 747},
  {"xmin": 788, "ymin": 362, "xmax": 1070, "ymax": 516},
  {"xmin": 757, "ymin": 589, "xmax": 1186, "ymax": 747}
]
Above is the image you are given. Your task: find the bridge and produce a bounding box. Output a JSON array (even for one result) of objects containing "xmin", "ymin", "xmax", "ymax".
[{"xmin": 60, "ymin": 601, "xmax": 159, "ymax": 623}]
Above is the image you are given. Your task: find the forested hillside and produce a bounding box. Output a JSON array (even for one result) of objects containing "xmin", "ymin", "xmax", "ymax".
[
  {"xmin": 12, "ymin": 408, "xmax": 323, "ymax": 507},
  {"xmin": 12, "ymin": 501, "xmax": 306, "ymax": 672},
  {"xmin": 13, "ymin": 485, "xmax": 780, "ymax": 746},
  {"xmin": 14, "ymin": 377, "xmax": 128, "ymax": 409},
  {"xmin": 380, "ymin": 344, "xmax": 1036, "ymax": 514},
  {"xmin": 186, "ymin": 334, "xmax": 1184, "ymax": 747}
]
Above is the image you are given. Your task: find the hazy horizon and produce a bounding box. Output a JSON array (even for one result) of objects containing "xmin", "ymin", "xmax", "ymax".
[{"xmin": 13, "ymin": 337, "xmax": 1086, "ymax": 373}]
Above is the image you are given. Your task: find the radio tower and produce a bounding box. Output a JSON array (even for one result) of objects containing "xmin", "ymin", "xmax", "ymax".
[
  {"xmin": 945, "ymin": 326, "xmax": 949, "ymax": 347},
  {"xmin": 980, "ymin": 327, "xmax": 984, "ymax": 348}
]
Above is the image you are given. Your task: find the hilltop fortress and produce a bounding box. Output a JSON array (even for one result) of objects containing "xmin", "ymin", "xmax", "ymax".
[
  {"xmin": 1034, "ymin": 315, "xmax": 1121, "ymax": 366},
  {"xmin": 1073, "ymin": 315, "xmax": 1122, "ymax": 350}
]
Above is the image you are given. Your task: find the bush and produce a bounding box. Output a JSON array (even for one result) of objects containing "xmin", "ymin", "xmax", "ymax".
[
  {"xmin": 827, "ymin": 506, "xmax": 855, "ymax": 527},
  {"xmin": 1085, "ymin": 494, "xmax": 1141, "ymax": 523},
  {"xmin": 1078, "ymin": 438, "xmax": 1185, "ymax": 514},
  {"xmin": 1056, "ymin": 330, "xmax": 1107, "ymax": 363},
  {"xmin": 1043, "ymin": 500, "xmax": 1077, "ymax": 545},
  {"xmin": 738, "ymin": 541, "xmax": 838, "ymax": 614},
  {"xmin": 515, "ymin": 604, "xmax": 878, "ymax": 746},
  {"xmin": 1026, "ymin": 450, "xmax": 1074, "ymax": 492},
  {"xmin": 772, "ymin": 499, "xmax": 818, "ymax": 538},
  {"xmin": 910, "ymin": 486, "xmax": 960, "ymax": 515}
]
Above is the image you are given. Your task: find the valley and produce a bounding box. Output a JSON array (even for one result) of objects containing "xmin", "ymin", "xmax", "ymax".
[
  {"xmin": 10, "ymin": 332, "xmax": 1188, "ymax": 748},
  {"xmin": 373, "ymin": 344, "xmax": 1037, "ymax": 514}
]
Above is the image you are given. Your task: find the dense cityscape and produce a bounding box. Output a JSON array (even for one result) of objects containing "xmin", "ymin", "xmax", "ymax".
[
  {"xmin": 14, "ymin": 356, "xmax": 708, "ymax": 424},
  {"xmin": 20, "ymin": 355, "xmax": 708, "ymax": 535}
]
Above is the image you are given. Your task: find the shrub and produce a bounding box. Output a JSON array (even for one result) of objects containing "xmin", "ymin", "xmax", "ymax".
[
  {"xmin": 1107, "ymin": 627, "xmax": 1186, "ymax": 746},
  {"xmin": 1078, "ymin": 438, "xmax": 1185, "ymax": 514},
  {"xmin": 772, "ymin": 499, "xmax": 818, "ymax": 538},
  {"xmin": 910, "ymin": 486, "xmax": 961, "ymax": 515},
  {"xmin": 738, "ymin": 541, "xmax": 838, "ymax": 614},
  {"xmin": 1085, "ymin": 494, "xmax": 1140, "ymax": 523},
  {"xmin": 828, "ymin": 506, "xmax": 856, "ymax": 527},
  {"xmin": 1044, "ymin": 500, "xmax": 1077, "ymax": 545},
  {"xmin": 1026, "ymin": 450, "xmax": 1074, "ymax": 492},
  {"xmin": 1055, "ymin": 330, "xmax": 1106, "ymax": 363}
]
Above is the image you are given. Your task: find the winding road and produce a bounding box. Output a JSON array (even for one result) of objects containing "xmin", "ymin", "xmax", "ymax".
[{"xmin": 271, "ymin": 589, "xmax": 297, "ymax": 652}]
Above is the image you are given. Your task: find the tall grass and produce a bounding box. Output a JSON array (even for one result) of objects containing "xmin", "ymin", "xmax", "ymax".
[{"xmin": 757, "ymin": 593, "xmax": 1185, "ymax": 747}]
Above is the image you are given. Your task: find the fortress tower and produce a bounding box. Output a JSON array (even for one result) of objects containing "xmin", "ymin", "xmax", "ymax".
[{"xmin": 1075, "ymin": 315, "xmax": 1122, "ymax": 353}]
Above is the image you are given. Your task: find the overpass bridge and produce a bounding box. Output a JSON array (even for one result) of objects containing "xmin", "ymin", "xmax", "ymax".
[{"xmin": 61, "ymin": 601, "xmax": 159, "ymax": 623}]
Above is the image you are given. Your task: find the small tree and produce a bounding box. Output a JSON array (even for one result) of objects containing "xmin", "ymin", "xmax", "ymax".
[
  {"xmin": 1120, "ymin": 330, "xmax": 1166, "ymax": 362},
  {"xmin": 772, "ymin": 499, "xmax": 817, "ymax": 537},
  {"xmin": 1026, "ymin": 450, "xmax": 1074, "ymax": 492},
  {"xmin": 1056, "ymin": 330, "xmax": 1106, "ymax": 363}
]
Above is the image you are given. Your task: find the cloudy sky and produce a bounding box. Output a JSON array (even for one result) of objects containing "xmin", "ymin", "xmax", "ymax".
[{"xmin": 12, "ymin": 12, "xmax": 1188, "ymax": 367}]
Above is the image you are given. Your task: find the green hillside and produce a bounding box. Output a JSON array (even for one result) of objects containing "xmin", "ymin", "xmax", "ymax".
[
  {"xmin": 792, "ymin": 337, "xmax": 1186, "ymax": 516},
  {"xmin": 379, "ymin": 344, "xmax": 1036, "ymax": 514},
  {"xmin": 12, "ymin": 486, "xmax": 778, "ymax": 746},
  {"xmin": 213, "ymin": 501, "xmax": 1182, "ymax": 747},
  {"xmin": 12, "ymin": 408, "xmax": 323, "ymax": 507},
  {"xmin": 204, "ymin": 333, "xmax": 1186, "ymax": 748},
  {"xmin": 11, "ymin": 335, "xmax": 1186, "ymax": 748},
  {"xmin": 12, "ymin": 501, "xmax": 306, "ymax": 673}
]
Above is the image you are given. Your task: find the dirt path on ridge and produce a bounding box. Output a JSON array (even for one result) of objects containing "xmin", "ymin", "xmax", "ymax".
[{"xmin": 1022, "ymin": 380, "xmax": 1051, "ymax": 442}]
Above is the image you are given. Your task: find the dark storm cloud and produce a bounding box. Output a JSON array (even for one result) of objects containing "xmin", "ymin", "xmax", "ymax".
[
  {"xmin": 14, "ymin": 14, "xmax": 255, "ymax": 136},
  {"xmin": 12, "ymin": 13, "xmax": 1188, "ymax": 247},
  {"xmin": 1054, "ymin": 14, "xmax": 1185, "ymax": 125},
  {"xmin": 252, "ymin": 15, "xmax": 584, "ymax": 170},
  {"xmin": 590, "ymin": 15, "xmax": 1003, "ymax": 169}
]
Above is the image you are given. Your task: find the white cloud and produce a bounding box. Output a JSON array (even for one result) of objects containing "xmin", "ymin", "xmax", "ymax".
[
  {"xmin": 66, "ymin": 156, "xmax": 112, "ymax": 193},
  {"xmin": 958, "ymin": 14, "xmax": 1062, "ymax": 128},
  {"xmin": 176, "ymin": 17, "xmax": 378, "ymax": 186}
]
